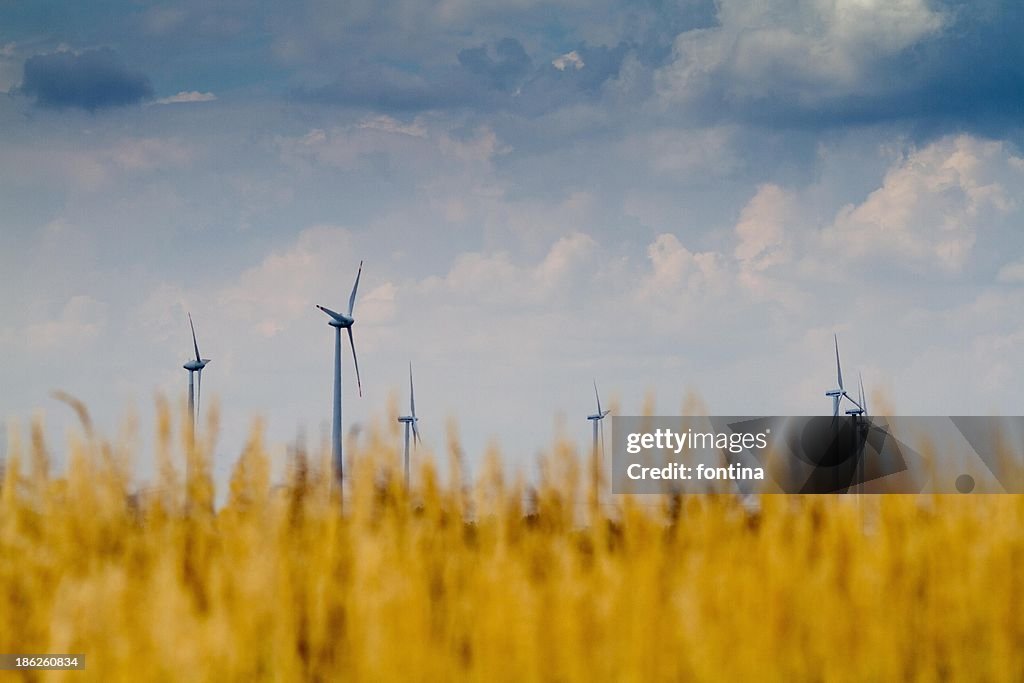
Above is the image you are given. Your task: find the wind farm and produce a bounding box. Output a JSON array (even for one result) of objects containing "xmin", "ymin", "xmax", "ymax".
[
  {"xmin": 5, "ymin": 250, "xmax": 1022, "ymax": 682},
  {"xmin": 5, "ymin": 0, "xmax": 1024, "ymax": 677}
]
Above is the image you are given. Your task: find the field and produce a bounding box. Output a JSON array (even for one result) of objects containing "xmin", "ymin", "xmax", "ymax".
[{"xmin": 1, "ymin": 401, "xmax": 1022, "ymax": 681}]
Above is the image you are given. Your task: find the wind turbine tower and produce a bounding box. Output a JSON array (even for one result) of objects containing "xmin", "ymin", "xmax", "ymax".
[
  {"xmin": 316, "ymin": 261, "xmax": 364, "ymax": 485},
  {"xmin": 183, "ymin": 313, "xmax": 211, "ymax": 437},
  {"xmin": 397, "ymin": 362, "xmax": 420, "ymax": 488}
]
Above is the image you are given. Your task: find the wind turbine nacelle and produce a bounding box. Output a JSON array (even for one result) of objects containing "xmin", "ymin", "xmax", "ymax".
[
  {"xmin": 317, "ymin": 304, "xmax": 354, "ymax": 328},
  {"xmin": 184, "ymin": 359, "xmax": 210, "ymax": 371},
  {"xmin": 825, "ymin": 390, "xmax": 842, "ymax": 397}
]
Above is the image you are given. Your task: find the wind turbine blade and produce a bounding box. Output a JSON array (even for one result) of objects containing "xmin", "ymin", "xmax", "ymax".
[
  {"xmin": 834, "ymin": 334, "xmax": 843, "ymax": 391},
  {"xmin": 347, "ymin": 328, "xmax": 362, "ymax": 397},
  {"xmin": 412, "ymin": 420, "xmax": 421, "ymax": 446},
  {"xmin": 189, "ymin": 313, "xmax": 201, "ymax": 362},
  {"xmin": 843, "ymin": 392, "xmax": 862, "ymax": 410},
  {"xmin": 859, "ymin": 373, "xmax": 867, "ymax": 414},
  {"xmin": 409, "ymin": 362, "xmax": 416, "ymax": 418},
  {"xmin": 348, "ymin": 260, "xmax": 363, "ymax": 316},
  {"xmin": 593, "ymin": 380, "xmax": 602, "ymax": 415}
]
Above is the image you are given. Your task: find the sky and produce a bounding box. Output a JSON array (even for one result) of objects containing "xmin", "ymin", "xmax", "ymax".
[{"xmin": 2, "ymin": 0, "xmax": 1024, "ymax": 488}]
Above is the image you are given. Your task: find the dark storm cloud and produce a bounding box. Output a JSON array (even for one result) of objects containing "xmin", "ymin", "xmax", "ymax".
[
  {"xmin": 279, "ymin": 0, "xmax": 717, "ymax": 116},
  {"xmin": 19, "ymin": 48, "xmax": 153, "ymax": 110},
  {"xmin": 674, "ymin": 0, "xmax": 1024, "ymax": 137},
  {"xmin": 900, "ymin": 0, "xmax": 1024, "ymax": 134}
]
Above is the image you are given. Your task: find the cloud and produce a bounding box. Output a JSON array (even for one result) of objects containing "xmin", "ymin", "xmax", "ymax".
[
  {"xmin": 142, "ymin": 7, "xmax": 189, "ymax": 35},
  {"xmin": 734, "ymin": 184, "xmax": 793, "ymax": 270},
  {"xmin": 997, "ymin": 259, "xmax": 1024, "ymax": 284},
  {"xmin": 820, "ymin": 135, "xmax": 1019, "ymax": 273},
  {"xmin": 651, "ymin": 0, "xmax": 1024, "ymax": 132},
  {"xmin": 273, "ymin": 1, "xmax": 1024, "ymax": 131},
  {"xmin": 277, "ymin": 118, "xmax": 506, "ymax": 174},
  {"xmin": 633, "ymin": 234, "xmax": 730, "ymax": 319},
  {"xmin": 277, "ymin": 124, "xmax": 425, "ymax": 171},
  {"xmin": 0, "ymin": 42, "xmax": 20, "ymax": 93},
  {"xmin": 108, "ymin": 137, "xmax": 197, "ymax": 171},
  {"xmin": 657, "ymin": 0, "xmax": 944, "ymax": 106},
  {"xmin": 357, "ymin": 115, "xmax": 427, "ymax": 137},
  {"xmin": 621, "ymin": 126, "xmax": 739, "ymax": 176},
  {"xmin": 696, "ymin": 134, "xmax": 1024, "ymax": 294},
  {"xmin": 293, "ymin": 63, "xmax": 465, "ymax": 111},
  {"xmin": 423, "ymin": 232, "xmax": 597, "ymax": 311},
  {"xmin": 458, "ymin": 38, "xmax": 531, "ymax": 92},
  {"xmin": 215, "ymin": 226, "xmax": 399, "ymax": 337},
  {"xmin": 0, "ymin": 132, "xmax": 198, "ymax": 198},
  {"xmin": 296, "ymin": 37, "xmax": 534, "ymax": 112},
  {"xmin": 295, "ymin": 37, "xmax": 634, "ymax": 116},
  {"xmin": 19, "ymin": 48, "xmax": 154, "ymax": 110},
  {"xmin": 437, "ymin": 126, "xmax": 510, "ymax": 164},
  {"xmin": 552, "ymin": 51, "xmax": 584, "ymax": 71},
  {"xmin": 25, "ymin": 296, "xmax": 108, "ymax": 349},
  {"xmin": 154, "ymin": 90, "xmax": 217, "ymax": 105}
]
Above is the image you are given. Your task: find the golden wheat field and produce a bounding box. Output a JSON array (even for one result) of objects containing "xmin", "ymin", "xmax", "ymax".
[{"xmin": 1, "ymin": 400, "xmax": 1022, "ymax": 682}]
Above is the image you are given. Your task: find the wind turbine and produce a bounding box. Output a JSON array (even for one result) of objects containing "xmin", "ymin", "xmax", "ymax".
[
  {"xmin": 183, "ymin": 313, "xmax": 211, "ymax": 436},
  {"xmin": 824, "ymin": 339, "xmax": 870, "ymax": 495},
  {"xmin": 587, "ymin": 381, "xmax": 611, "ymax": 493},
  {"xmin": 825, "ymin": 334, "xmax": 862, "ymax": 418},
  {"xmin": 397, "ymin": 362, "xmax": 420, "ymax": 488},
  {"xmin": 316, "ymin": 260, "xmax": 363, "ymax": 485}
]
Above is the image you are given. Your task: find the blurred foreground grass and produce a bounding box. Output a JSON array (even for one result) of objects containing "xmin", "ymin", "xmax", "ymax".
[{"xmin": 1, "ymin": 400, "xmax": 1022, "ymax": 681}]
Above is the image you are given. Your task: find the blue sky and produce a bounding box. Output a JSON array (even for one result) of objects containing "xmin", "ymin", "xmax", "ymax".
[{"xmin": 2, "ymin": 0, "xmax": 1024, "ymax": 487}]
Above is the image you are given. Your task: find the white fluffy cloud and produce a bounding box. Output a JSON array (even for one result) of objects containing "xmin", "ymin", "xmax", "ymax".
[
  {"xmin": 639, "ymin": 234, "xmax": 726, "ymax": 300},
  {"xmin": 707, "ymin": 135, "xmax": 1024, "ymax": 287},
  {"xmin": 622, "ymin": 126, "xmax": 740, "ymax": 176},
  {"xmin": 108, "ymin": 137, "xmax": 197, "ymax": 171},
  {"xmin": 215, "ymin": 225, "xmax": 395, "ymax": 337},
  {"xmin": 735, "ymin": 183, "xmax": 793, "ymax": 270},
  {"xmin": 0, "ymin": 41, "xmax": 20, "ymax": 92},
  {"xmin": 25, "ymin": 295, "xmax": 108, "ymax": 349},
  {"xmin": 1, "ymin": 136, "xmax": 197, "ymax": 192},
  {"xmin": 552, "ymin": 50, "xmax": 584, "ymax": 71},
  {"xmin": 154, "ymin": 90, "xmax": 217, "ymax": 104},
  {"xmin": 656, "ymin": 0, "xmax": 945, "ymax": 105},
  {"xmin": 278, "ymin": 117, "xmax": 507, "ymax": 173},
  {"xmin": 820, "ymin": 135, "xmax": 1020, "ymax": 273},
  {"xmin": 997, "ymin": 260, "xmax": 1024, "ymax": 284}
]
